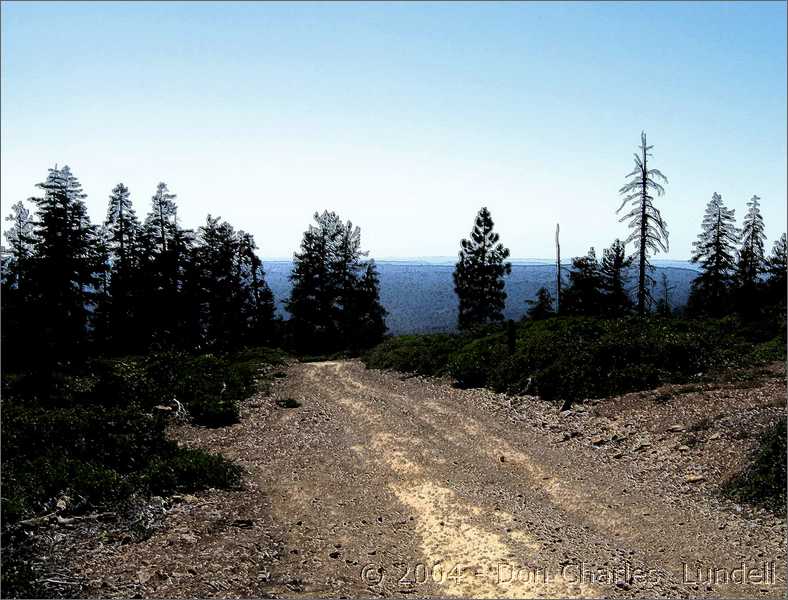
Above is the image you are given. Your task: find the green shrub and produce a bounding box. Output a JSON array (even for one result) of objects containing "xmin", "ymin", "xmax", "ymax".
[
  {"xmin": 447, "ymin": 335, "xmax": 507, "ymax": 388},
  {"xmin": 141, "ymin": 447, "xmax": 242, "ymax": 495},
  {"xmin": 365, "ymin": 316, "xmax": 771, "ymax": 404},
  {"xmin": 0, "ymin": 345, "xmax": 278, "ymax": 527},
  {"xmin": 749, "ymin": 336, "xmax": 787, "ymax": 363},
  {"xmin": 726, "ymin": 419, "xmax": 787, "ymax": 510},
  {"xmin": 363, "ymin": 334, "xmax": 461, "ymax": 376}
]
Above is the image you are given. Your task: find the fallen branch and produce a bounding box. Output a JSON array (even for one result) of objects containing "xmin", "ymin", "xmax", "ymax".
[
  {"xmin": 38, "ymin": 578, "xmax": 82, "ymax": 586},
  {"xmin": 18, "ymin": 513, "xmax": 55, "ymax": 528},
  {"xmin": 55, "ymin": 511, "xmax": 117, "ymax": 526}
]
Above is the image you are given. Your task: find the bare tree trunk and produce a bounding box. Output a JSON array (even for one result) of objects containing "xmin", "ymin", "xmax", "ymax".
[
  {"xmin": 555, "ymin": 223, "xmax": 561, "ymax": 314},
  {"xmin": 638, "ymin": 147, "xmax": 648, "ymax": 315}
]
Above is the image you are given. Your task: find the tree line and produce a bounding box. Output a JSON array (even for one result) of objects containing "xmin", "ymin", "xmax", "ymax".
[
  {"xmin": 453, "ymin": 132, "xmax": 787, "ymax": 328},
  {"xmin": 3, "ymin": 133, "xmax": 786, "ymax": 363},
  {"xmin": 1, "ymin": 166, "xmax": 387, "ymax": 367}
]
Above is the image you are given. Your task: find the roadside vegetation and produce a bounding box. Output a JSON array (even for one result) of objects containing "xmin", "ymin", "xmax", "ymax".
[
  {"xmin": 364, "ymin": 315, "xmax": 786, "ymax": 401},
  {"xmin": 1, "ymin": 347, "xmax": 285, "ymax": 597},
  {"xmin": 725, "ymin": 419, "xmax": 787, "ymax": 510}
]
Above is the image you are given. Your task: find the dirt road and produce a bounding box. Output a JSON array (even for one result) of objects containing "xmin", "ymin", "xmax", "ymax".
[{"xmin": 79, "ymin": 360, "xmax": 786, "ymax": 598}]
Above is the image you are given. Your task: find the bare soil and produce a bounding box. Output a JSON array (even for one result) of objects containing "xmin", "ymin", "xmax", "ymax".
[{"xmin": 67, "ymin": 360, "xmax": 785, "ymax": 598}]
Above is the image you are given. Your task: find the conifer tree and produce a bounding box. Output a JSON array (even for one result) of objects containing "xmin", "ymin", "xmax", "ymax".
[
  {"xmin": 689, "ymin": 192, "xmax": 740, "ymax": 315},
  {"xmin": 453, "ymin": 207, "xmax": 511, "ymax": 329},
  {"xmin": 28, "ymin": 165, "xmax": 101, "ymax": 361},
  {"xmin": 2, "ymin": 201, "xmax": 35, "ymax": 290},
  {"xmin": 288, "ymin": 211, "xmax": 385, "ymax": 353},
  {"xmin": 765, "ymin": 233, "xmax": 787, "ymax": 308},
  {"xmin": 288, "ymin": 211, "xmax": 345, "ymax": 351},
  {"xmin": 599, "ymin": 239, "xmax": 633, "ymax": 316},
  {"xmin": 526, "ymin": 287, "xmax": 555, "ymax": 320},
  {"xmin": 237, "ymin": 231, "xmax": 276, "ymax": 344},
  {"xmin": 346, "ymin": 260, "xmax": 388, "ymax": 350},
  {"xmin": 655, "ymin": 272, "xmax": 675, "ymax": 317},
  {"xmin": 104, "ymin": 183, "xmax": 142, "ymax": 350},
  {"xmin": 2, "ymin": 201, "xmax": 36, "ymax": 368},
  {"xmin": 196, "ymin": 215, "xmax": 242, "ymax": 348},
  {"xmin": 617, "ymin": 131, "xmax": 669, "ymax": 315},
  {"xmin": 144, "ymin": 182, "xmax": 178, "ymax": 255},
  {"xmin": 736, "ymin": 195, "xmax": 767, "ymax": 316},
  {"xmin": 561, "ymin": 247, "xmax": 604, "ymax": 316},
  {"xmin": 139, "ymin": 182, "xmax": 193, "ymax": 348}
]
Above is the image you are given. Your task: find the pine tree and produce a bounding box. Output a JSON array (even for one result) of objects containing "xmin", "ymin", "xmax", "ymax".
[
  {"xmin": 655, "ymin": 272, "xmax": 675, "ymax": 317},
  {"xmin": 2, "ymin": 201, "xmax": 35, "ymax": 290},
  {"xmin": 526, "ymin": 287, "xmax": 555, "ymax": 320},
  {"xmin": 2, "ymin": 201, "xmax": 36, "ymax": 369},
  {"xmin": 617, "ymin": 131, "xmax": 669, "ymax": 315},
  {"xmin": 453, "ymin": 207, "xmax": 511, "ymax": 329},
  {"xmin": 144, "ymin": 182, "xmax": 178, "ymax": 255},
  {"xmin": 346, "ymin": 260, "xmax": 388, "ymax": 350},
  {"xmin": 27, "ymin": 165, "xmax": 101, "ymax": 362},
  {"xmin": 104, "ymin": 183, "xmax": 142, "ymax": 351},
  {"xmin": 561, "ymin": 247, "xmax": 604, "ymax": 316},
  {"xmin": 138, "ymin": 182, "xmax": 193, "ymax": 348},
  {"xmin": 736, "ymin": 195, "xmax": 767, "ymax": 316},
  {"xmin": 196, "ymin": 215, "xmax": 242, "ymax": 348},
  {"xmin": 689, "ymin": 192, "xmax": 740, "ymax": 316},
  {"xmin": 287, "ymin": 211, "xmax": 345, "ymax": 351},
  {"xmin": 599, "ymin": 239, "xmax": 633, "ymax": 316},
  {"xmin": 237, "ymin": 231, "xmax": 276, "ymax": 345},
  {"xmin": 765, "ymin": 233, "xmax": 787, "ymax": 308},
  {"xmin": 288, "ymin": 211, "xmax": 386, "ymax": 353}
]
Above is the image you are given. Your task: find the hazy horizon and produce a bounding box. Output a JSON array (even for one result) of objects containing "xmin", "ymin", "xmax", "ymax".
[{"xmin": 2, "ymin": 2, "xmax": 786, "ymax": 261}]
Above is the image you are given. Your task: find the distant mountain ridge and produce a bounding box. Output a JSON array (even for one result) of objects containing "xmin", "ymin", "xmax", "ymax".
[{"xmin": 263, "ymin": 259, "xmax": 699, "ymax": 335}]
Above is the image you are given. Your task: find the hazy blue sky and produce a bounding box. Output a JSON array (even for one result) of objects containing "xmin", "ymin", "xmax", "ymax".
[{"xmin": 2, "ymin": 1, "xmax": 786, "ymax": 260}]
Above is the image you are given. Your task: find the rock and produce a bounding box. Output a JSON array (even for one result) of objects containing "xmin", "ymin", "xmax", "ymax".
[
  {"xmin": 591, "ymin": 436, "xmax": 607, "ymax": 446},
  {"xmin": 154, "ymin": 404, "xmax": 173, "ymax": 412},
  {"xmin": 709, "ymin": 433, "xmax": 721, "ymax": 440},
  {"xmin": 685, "ymin": 474, "xmax": 706, "ymax": 483},
  {"xmin": 137, "ymin": 569, "xmax": 152, "ymax": 584},
  {"xmin": 232, "ymin": 518, "xmax": 255, "ymax": 528},
  {"xmin": 678, "ymin": 445, "xmax": 691, "ymax": 452},
  {"xmin": 668, "ymin": 424, "xmax": 684, "ymax": 432},
  {"xmin": 329, "ymin": 551, "xmax": 341, "ymax": 559},
  {"xmin": 633, "ymin": 442, "xmax": 651, "ymax": 452}
]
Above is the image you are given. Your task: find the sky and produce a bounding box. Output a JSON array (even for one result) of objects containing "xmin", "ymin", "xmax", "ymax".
[{"xmin": 2, "ymin": 1, "xmax": 786, "ymax": 260}]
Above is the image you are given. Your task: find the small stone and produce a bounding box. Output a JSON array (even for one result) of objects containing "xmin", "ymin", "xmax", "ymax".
[
  {"xmin": 615, "ymin": 581, "xmax": 630, "ymax": 590},
  {"xmin": 685, "ymin": 474, "xmax": 706, "ymax": 483}
]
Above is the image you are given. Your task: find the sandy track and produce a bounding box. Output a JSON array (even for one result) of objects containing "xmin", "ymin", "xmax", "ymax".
[{"xmin": 77, "ymin": 359, "xmax": 786, "ymax": 598}]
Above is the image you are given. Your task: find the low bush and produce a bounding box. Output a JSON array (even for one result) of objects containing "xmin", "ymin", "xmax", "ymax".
[
  {"xmin": 363, "ymin": 334, "xmax": 461, "ymax": 376},
  {"xmin": 176, "ymin": 355, "xmax": 245, "ymax": 426},
  {"xmin": 447, "ymin": 334, "xmax": 507, "ymax": 388},
  {"xmin": 141, "ymin": 447, "xmax": 242, "ymax": 495},
  {"xmin": 726, "ymin": 419, "xmax": 787, "ymax": 510},
  {"xmin": 365, "ymin": 316, "xmax": 775, "ymax": 404},
  {"xmin": 1, "ymin": 346, "xmax": 285, "ymax": 528}
]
